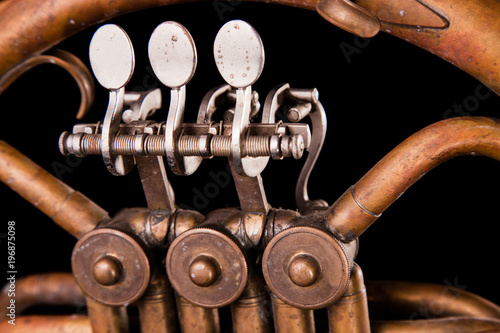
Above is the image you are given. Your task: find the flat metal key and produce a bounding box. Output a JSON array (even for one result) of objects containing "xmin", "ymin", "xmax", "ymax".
[
  {"xmin": 149, "ymin": 21, "xmax": 199, "ymax": 176},
  {"xmin": 89, "ymin": 24, "xmax": 135, "ymax": 176},
  {"xmin": 214, "ymin": 20, "xmax": 266, "ymax": 177}
]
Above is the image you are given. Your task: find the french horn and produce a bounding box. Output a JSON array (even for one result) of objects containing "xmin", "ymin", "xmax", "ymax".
[{"xmin": 1, "ymin": 0, "xmax": 500, "ymax": 332}]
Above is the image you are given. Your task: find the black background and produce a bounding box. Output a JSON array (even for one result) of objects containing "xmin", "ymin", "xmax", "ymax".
[{"xmin": 2, "ymin": 1, "xmax": 500, "ymax": 318}]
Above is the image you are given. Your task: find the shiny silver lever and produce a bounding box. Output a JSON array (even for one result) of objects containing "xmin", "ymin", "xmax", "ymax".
[
  {"xmin": 89, "ymin": 24, "xmax": 136, "ymax": 176},
  {"xmin": 214, "ymin": 20, "xmax": 266, "ymax": 177},
  {"xmin": 149, "ymin": 21, "xmax": 199, "ymax": 176}
]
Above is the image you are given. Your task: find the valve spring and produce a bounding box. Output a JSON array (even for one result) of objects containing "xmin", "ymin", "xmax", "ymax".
[
  {"xmin": 80, "ymin": 134, "xmax": 139, "ymax": 155},
  {"xmin": 178, "ymin": 135, "xmax": 203, "ymax": 156},
  {"xmin": 210, "ymin": 135, "xmax": 231, "ymax": 157},
  {"xmin": 144, "ymin": 135, "xmax": 165, "ymax": 155},
  {"xmin": 81, "ymin": 134, "xmax": 101, "ymax": 155},
  {"xmin": 64, "ymin": 133, "xmax": 278, "ymax": 158},
  {"xmin": 244, "ymin": 136, "xmax": 271, "ymax": 157},
  {"xmin": 114, "ymin": 135, "xmax": 136, "ymax": 155}
]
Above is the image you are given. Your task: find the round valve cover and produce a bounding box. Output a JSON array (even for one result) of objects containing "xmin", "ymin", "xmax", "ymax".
[
  {"xmin": 166, "ymin": 227, "xmax": 248, "ymax": 308},
  {"xmin": 72, "ymin": 228, "xmax": 150, "ymax": 306},
  {"xmin": 262, "ymin": 226, "xmax": 354, "ymax": 309}
]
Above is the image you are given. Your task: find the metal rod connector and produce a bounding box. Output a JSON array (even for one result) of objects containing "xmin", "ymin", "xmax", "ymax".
[{"xmin": 60, "ymin": 132, "xmax": 305, "ymax": 160}]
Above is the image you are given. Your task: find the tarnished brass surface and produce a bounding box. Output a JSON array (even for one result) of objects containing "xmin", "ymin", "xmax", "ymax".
[
  {"xmin": 371, "ymin": 317, "xmax": 500, "ymax": 333},
  {"xmin": 0, "ymin": 273, "xmax": 85, "ymax": 319},
  {"xmin": 72, "ymin": 228, "xmax": 151, "ymax": 306},
  {"xmin": 0, "ymin": 315, "xmax": 91, "ymax": 333},
  {"xmin": 176, "ymin": 296, "xmax": 221, "ymax": 333},
  {"xmin": 166, "ymin": 227, "xmax": 248, "ymax": 308},
  {"xmin": 354, "ymin": 0, "xmax": 500, "ymax": 95},
  {"xmin": 271, "ymin": 294, "xmax": 315, "ymax": 332},
  {"xmin": 85, "ymin": 297, "xmax": 129, "ymax": 333},
  {"xmin": 262, "ymin": 226, "xmax": 357, "ymax": 309},
  {"xmin": 327, "ymin": 117, "xmax": 500, "ymax": 241},
  {"xmin": 316, "ymin": 0, "xmax": 380, "ymax": 37},
  {"xmin": 328, "ymin": 263, "xmax": 370, "ymax": 333},
  {"xmin": 0, "ymin": 140, "xmax": 108, "ymax": 239},
  {"xmin": 138, "ymin": 267, "xmax": 179, "ymax": 333},
  {"xmin": 231, "ymin": 273, "xmax": 273, "ymax": 333},
  {"xmin": 367, "ymin": 280, "xmax": 500, "ymax": 320}
]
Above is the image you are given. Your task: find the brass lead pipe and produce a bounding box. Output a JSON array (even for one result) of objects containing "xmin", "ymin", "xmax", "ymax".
[
  {"xmin": 0, "ymin": 141, "xmax": 108, "ymax": 238},
  {"xmin": 0, "ymin": 273, "xmax": 85, "ymax": 320},
  {"xmin": 371, "ymin": 317, "xmax": 500, "ymax": 333},
  {"xmin": 271, "ymin": 294, "xmax": 315, "ymax": 333},
  {"xmin": 0, "ymin": 315, "xmax": 91, "ymax": 333},
  {"xmin": 326, "ymin": 117, "xmax": 500, "ymax": 242},
  {"xmin": 366, "ymin": 280, "xmax": 500, "ymax": 320},
  {"xmin": 328, "ymin": 263, "xmax": 370, "ymax": 333}
]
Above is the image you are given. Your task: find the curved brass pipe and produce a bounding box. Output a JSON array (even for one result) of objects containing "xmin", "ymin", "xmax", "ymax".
[
  {"xmin": 0, "ymin": 273, "xmax": 85, "ymax": 320},
  {"xmin": 326, "ymin": 117, "xmax": 500, "ymax": 242},
  {"xmin": 0, "ymin": 49, "xmax": 94, "ymax": 119},
  {"xmin": 354, "ymin": 0, "xmax": 500, "ymax": 95},
  {"xmin": 366, "ymin": 280, "xmax": 500, "ymax": 320},
  {"xmin": 371, "ymin": 317, "xmax": 500, "ymax": 333},
  {"xmin": 0, "ymin": 315, "xmax": 91, "ymax": 333},
  {"xmin": 0, "ymin": 0, "xmax": 499, "ymax": 96},
  {"xmin": 0, "ymin": 140, "xmax": 108, "ymax": 238}
]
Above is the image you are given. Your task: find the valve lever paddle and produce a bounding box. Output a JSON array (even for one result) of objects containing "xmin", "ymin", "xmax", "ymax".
[{"xmin": 149, "ymin": 21, "xmax": 200, "ymax": 176}]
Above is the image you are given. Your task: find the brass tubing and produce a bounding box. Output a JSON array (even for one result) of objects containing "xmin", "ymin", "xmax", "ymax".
[
  {"xmin": 138, "ymin": 267, "xmax": 179, "ymax": 333},
  {"xmin": 0, "ymin": 315, "xmax": 91, "ymax": 333},
  {"xmin": 371, "ymin": 317, "xmax": 500, "ymax": 333},
  {"xmin": 354, "ymin": 0, "xmax": 500, "ymax": 95},
  {"xmin": 231, "ymin": 273, "xmax": 273, "ymax": 333},
  {"xmin": 176, "ymin": 295, "xmax": 220, "ymax": 333},
  {"xmin": 0, "ymin": 140, "xmax": 108, "ymax": 238},
  {"xmin": 139, "ymin": 292, "xmax": 179, "ymax": 333},
  {"xmin": 271, "ymin": 294, "xmax": 315, "ymax": 333},
  {"xmin": 366, "ymin": 280, "xmax": 500, "ymax": 320},
  {"xmin": 0, "ymin": 273, "xmax": 85, "ymax": 320},
  {"xmin": 0, "ymin": 49, "xmax": 94, "ymax": 120},
  {"xmin": 326, "ymin": 117, "xmax": 500, "ymax": 242},
  {"xmin": 328, "ymin": 263, "xmax": 370, "ymax": 333},
  {"xmin": 85, "ymin": 296, "xmax": 129, "ymax": 333}
]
